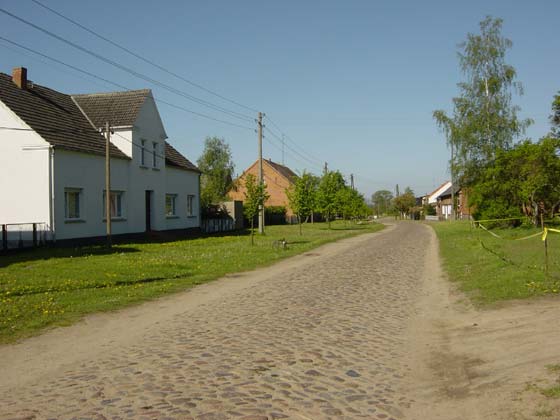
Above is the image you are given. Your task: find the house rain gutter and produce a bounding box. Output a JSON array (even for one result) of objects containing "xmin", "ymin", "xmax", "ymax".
[
  {"xmin": 49, "ymin": 145, "xmax": 55, "ymax": 242},
  {"xmin": 21, "ymin": 144, "xmax": 56, "ymax": 242}
]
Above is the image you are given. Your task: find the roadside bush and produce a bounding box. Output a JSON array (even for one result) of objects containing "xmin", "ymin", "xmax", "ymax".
[{"xmin": 265, "ymin": 206, "xmax": 287, "ymax": 225}]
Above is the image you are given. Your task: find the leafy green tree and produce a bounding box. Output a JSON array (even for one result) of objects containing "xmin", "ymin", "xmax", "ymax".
[
  {"xmin": 337, "ymin": 187, "xmax": 369, "ymax": 221},
  {"xmin": 371, "ymin": 190, "xmax": 394, "ymax": 217},
  {"xmin": 433, "ymin": 16, "xmax": 532, "ymax": 185},
  {"xmin": 317, "ymin": 171, "xmax": 346, "ymax": 228},
  {"xmin": 393, "ymin": 187, "xmax": 416, "ymax": 219},
  {"xmin": 243, "ymin": 174, "xmax": 269, "ymax": 244},
  {"xmin": 286, "ymin": 171, "xmax": 316, "ymax": 235},
  {"xmin": 197, "ymin": 137, "xmax": 235, "ymax": 208},
  {"xmin": 551, "ymin": 92, "xmax": 560, "ymax": 138},
  {"xmin": 470, "ymin": 137, "xmax": 560, "ymax": 224}
]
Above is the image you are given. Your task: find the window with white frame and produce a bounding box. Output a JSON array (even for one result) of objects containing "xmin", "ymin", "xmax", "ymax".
[
  {"xmin": 187, "ymin": 194, "xmax": 195, "ymax": 216},
  {"xmin": 64, "ymin": 188, "xmax": 82, "ymax": 220},
  {"xmin": 166, "ymin": 194, "xmax": 177, "ymax": 217},
  {"xmin": 103, "ymin": 191, "xmax": 125, "ymax": 219},
  {"xmin": 152, "ymin": 142, "xmax": 158, "ymax": 168},
  {"xmin": 140, "ymin": 139, "xmax": 146, "ymax": 166}
]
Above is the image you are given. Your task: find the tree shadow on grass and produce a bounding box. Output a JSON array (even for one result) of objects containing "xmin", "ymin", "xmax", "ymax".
[
  {"xmin": 286, "ymin": 240, "xmax": 311, "ymax": 245},
  {"xmin": 4, "ymin": 272, "xmax": 193, "ymax": 297},
  {"xmin": 0, "ymin": 246, "xmax": 140, "ymax": 269}
]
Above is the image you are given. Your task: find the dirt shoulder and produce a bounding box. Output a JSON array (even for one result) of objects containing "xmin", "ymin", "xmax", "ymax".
[{"xmin": 406, "ymin": 224, "xmax": 560, "ymax": 420}]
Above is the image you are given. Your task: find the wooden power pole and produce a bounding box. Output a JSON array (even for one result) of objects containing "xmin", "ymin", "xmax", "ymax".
[
  {"xmin": 257, "ymin": 112, "xmax": 264, "ymax": 234},
  {"xmin": 105, "ymin": 121, "xmax": 112, "ymax": 247}
]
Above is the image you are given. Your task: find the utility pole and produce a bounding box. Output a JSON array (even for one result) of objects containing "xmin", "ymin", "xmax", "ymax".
[
  {"xmin": 324, "ymin": 162, "xmax": 328, "ymax": 175},
  {"xmin": 257, "ymin": 112, "xmax": 264, "ymax": 234},
  {"xmin": 450, "ymin": 142, "xmax": 456, "ymax": 220},
  {"xmin": 350, "ymin": 174, "xmax": 354, "ymax": 190},
  {"xmin": 396, "ymin": 184, "xmax": 400, "ymax": 197},
  {"xmin": 104, "ymin": 121, "xmax": 112, "ymax": 248}
]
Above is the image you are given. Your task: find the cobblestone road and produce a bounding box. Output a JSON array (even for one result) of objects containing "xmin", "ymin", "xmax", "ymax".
[{"xmin": 1, "ymin": 222, "xmax": 431, "ymax": 420}]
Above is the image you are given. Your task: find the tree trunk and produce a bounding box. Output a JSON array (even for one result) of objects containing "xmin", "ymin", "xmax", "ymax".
[{"xmin": 251, "ymin": 218, "xmax": 254, "ymax": 245}]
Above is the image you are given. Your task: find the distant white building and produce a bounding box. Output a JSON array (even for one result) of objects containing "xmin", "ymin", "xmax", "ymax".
[
  {"xmin": 0, "ymin": 67, "xmax": 200, "ymax": 242},
  {"xmin": 426, "ymin": 181, "xmax": 452, "ymax": 205}
]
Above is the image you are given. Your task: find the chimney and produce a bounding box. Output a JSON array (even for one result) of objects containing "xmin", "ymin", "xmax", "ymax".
[{"xmin": 12, "ymin": 67, "xmax": 28, "ymax": 89}]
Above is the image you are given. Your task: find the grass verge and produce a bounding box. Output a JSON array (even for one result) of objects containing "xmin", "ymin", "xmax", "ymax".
[
  {"xmin": 0, "ymin": 221, "xmax": 383, "ymax": 343},
  {"xmin": 523, "ymin": 364, "xmax": 560, "ymax": 418},
  {"xmin": 429, "ymin": 220, "xmax": 560, "ymax": 305}
]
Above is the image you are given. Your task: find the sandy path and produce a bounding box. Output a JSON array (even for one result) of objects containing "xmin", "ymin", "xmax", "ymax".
[
  {"xmin": 1, "ymin": 221, "xmax": 558, "ymax": 419},
  {"xmin": 405, "ymin": 225, "xmax": 560, "ymax": 420}
]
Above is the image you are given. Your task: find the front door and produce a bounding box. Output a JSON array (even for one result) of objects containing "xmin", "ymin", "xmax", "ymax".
[{"xmin": 145, "ymin": 191, "xmax": 152, "ymax": 231}]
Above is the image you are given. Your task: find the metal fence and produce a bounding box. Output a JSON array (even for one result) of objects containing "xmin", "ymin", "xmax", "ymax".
[
  {"xmin": 200, "ymin": 218, "xmax": 235, "ymax": 234},
  {"xmin": 1, "ymin": 223, "xmax": 50, "ymax": 251}
]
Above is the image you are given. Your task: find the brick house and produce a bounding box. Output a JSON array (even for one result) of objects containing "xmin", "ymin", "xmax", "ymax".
[
  {"xmin": 228, "ymin": 159, "xmax": 298, "ymax": 217},
  {"xmin": 436, "ymin": 185, "xmax": 473, "ymax": 220}
]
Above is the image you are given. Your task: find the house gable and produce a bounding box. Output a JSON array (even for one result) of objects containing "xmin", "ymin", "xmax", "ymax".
[{"xmin": 228, "ymin": 159, "xmax": 298, "ymax": 215}]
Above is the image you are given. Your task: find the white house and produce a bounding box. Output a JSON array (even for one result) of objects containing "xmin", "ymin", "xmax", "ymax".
[
  {"xmin": 0, "ymin": 67, "xmax": 200, "ymax": 242},
  {"xmin": 426, "ymin": 181, "xmax": 452, "ymax": 205}
]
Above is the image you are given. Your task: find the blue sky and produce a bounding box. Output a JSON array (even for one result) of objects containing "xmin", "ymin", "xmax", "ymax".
[{"xmin": 1, "ymin": 0, "xmax": 558, "ymax": 198}]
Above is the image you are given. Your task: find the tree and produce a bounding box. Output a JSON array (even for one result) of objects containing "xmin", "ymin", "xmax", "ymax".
[
  {"xmin": 337, "ymin": 187, "xmax": 369, "ymax": 222},
  {"xmin": 317, "ymin": 171, "xmax": 345, "ymax": 228},
  {"xmin": 243, "ymin": 174, "xmax": 269, "ymax": 245},
  {"xmin": 470, "ymin": 137, "xmax": 560, "ymax": 224},
  {"xmin": 393, "ymin": 187, "xmax": 416, "ymax": 219},
  {"xmin": 433, "ymin": 16, "xmax": 532, "ymax": 185},
  {"xmin": 371, "ymin": 190, "xmax": 394, "ymax": 217},
  {"xmin": 551, "ymin": 92, "xmax": 560, "ymax": 138},
  {"xmin": 197, "ymin": 137, "xmax": 235, "ymax": 208},
  {"xmin": 286, "ymin": 171, "xmax": 317, "ymax": 235}
]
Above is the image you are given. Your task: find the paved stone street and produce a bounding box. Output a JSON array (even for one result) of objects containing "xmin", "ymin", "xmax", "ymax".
[{"xmin": 0, "ymin": 222, "xmax": 431, "ymax": 420}]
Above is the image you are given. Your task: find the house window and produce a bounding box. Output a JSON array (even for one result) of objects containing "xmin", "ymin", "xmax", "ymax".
[
  {"xmin": 187, "ymin": 195, "xmax": 195, "ymax": 217},
  {"xmin": 166, "ymin": 194, "xmax": 177, "ymax": 217},
  {"xmin": 141, "ymin": 139, "xmax": 146, "ymax": 166},
  {"xmin": 152, "ymin": 142, "xmax": 158, "ymax": 168},
  {"xmin": 103, "ymin": 191, "xmax": 124, "ymax": 219},
  {"xmin": 64, "ymin": 188, "xmax": 82, "ymax": 219}
]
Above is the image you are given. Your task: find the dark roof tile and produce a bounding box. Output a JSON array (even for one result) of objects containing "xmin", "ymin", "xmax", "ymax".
[
  {"xmin": 0, "ymin": 72, "xmax": 128, "ymax": 159},
  {"xmin": 165, "ymin": 142, "xmax": 200, "ymax": 173},
  {"xmin": 266, "ymin": 159, "xmax": 298, "ymax": 181},
  {"xmin": 72, "ymin": 89, "xmax": 150, "ymax": 128}
]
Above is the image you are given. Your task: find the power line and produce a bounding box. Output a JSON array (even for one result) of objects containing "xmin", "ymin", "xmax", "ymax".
[
  {"xmin": 264, "ymin": 126, "xmax": 323, "ymax": 170},
  {"xmin": 264, "ymin": 116, "xmax": 324, "ymax": 166},
  {"xmin": 0, "ymin": 36, "xmax": 253, "ymax": 131},
  {"xmin": 0, "ymin": 7, "xmax": 255, "ymax": 123},
  {"xmin": 0, "ymin": 126, "xmax": 177, "ymax": 163},
  {"xmin": 30, "ymin": 0, "xmax": 259, "ymax": 114}
]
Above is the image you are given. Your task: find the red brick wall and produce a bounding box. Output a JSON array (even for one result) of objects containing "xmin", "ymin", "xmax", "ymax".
[{"xmin": 228, "ymin": 161, "xmax": 295, "ymax": 216}]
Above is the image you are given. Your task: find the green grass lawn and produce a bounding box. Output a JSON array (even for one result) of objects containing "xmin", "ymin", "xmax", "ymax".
[
  {"xmin": 0, "ymin": 221, "xmax": 383, "ymax": 343},
  {"xmin": 430, "ymin": 221, "xmax": 560, "ymax": 306}
]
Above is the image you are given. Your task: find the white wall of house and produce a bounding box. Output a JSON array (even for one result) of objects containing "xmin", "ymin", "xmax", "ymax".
[
  {"xmin": 2, "ymin": 91, "xmax": 199, "ymax": 241},
  {"xmin": 428, "ymin": 181, "xmax": 452, "ymax": 205},
  {"xmin": 0, "ymin": 102, "xmax": 51, "ymax": 227},
  {"xmin": 165, "ymin": 166, "xmax": 200, "ymax": 230},
  {"xmin": 53, "ymin": 150, "xmax": 131, "ymax": 240},
  {"xmin": 53, "ymin": 150, "xmax": 199, "ymax": 240},
  {"xmin": 110, "ymin": 127, "xmax": 133, "ymax": 158},
  {"xmin": 52, "ymin": 94, "xmax": 199, "ymax": 240}
]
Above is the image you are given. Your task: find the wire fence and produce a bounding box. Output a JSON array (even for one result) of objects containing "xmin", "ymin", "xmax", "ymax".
[{"xmin": 472, "ymin": 216, "xmax": 560, "ymax": 289}]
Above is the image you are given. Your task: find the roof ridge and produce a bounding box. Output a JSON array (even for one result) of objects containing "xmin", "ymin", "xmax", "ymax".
[{"xmin": 72, "ymin": 89, "xmax": 151, "ymax": 97}]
